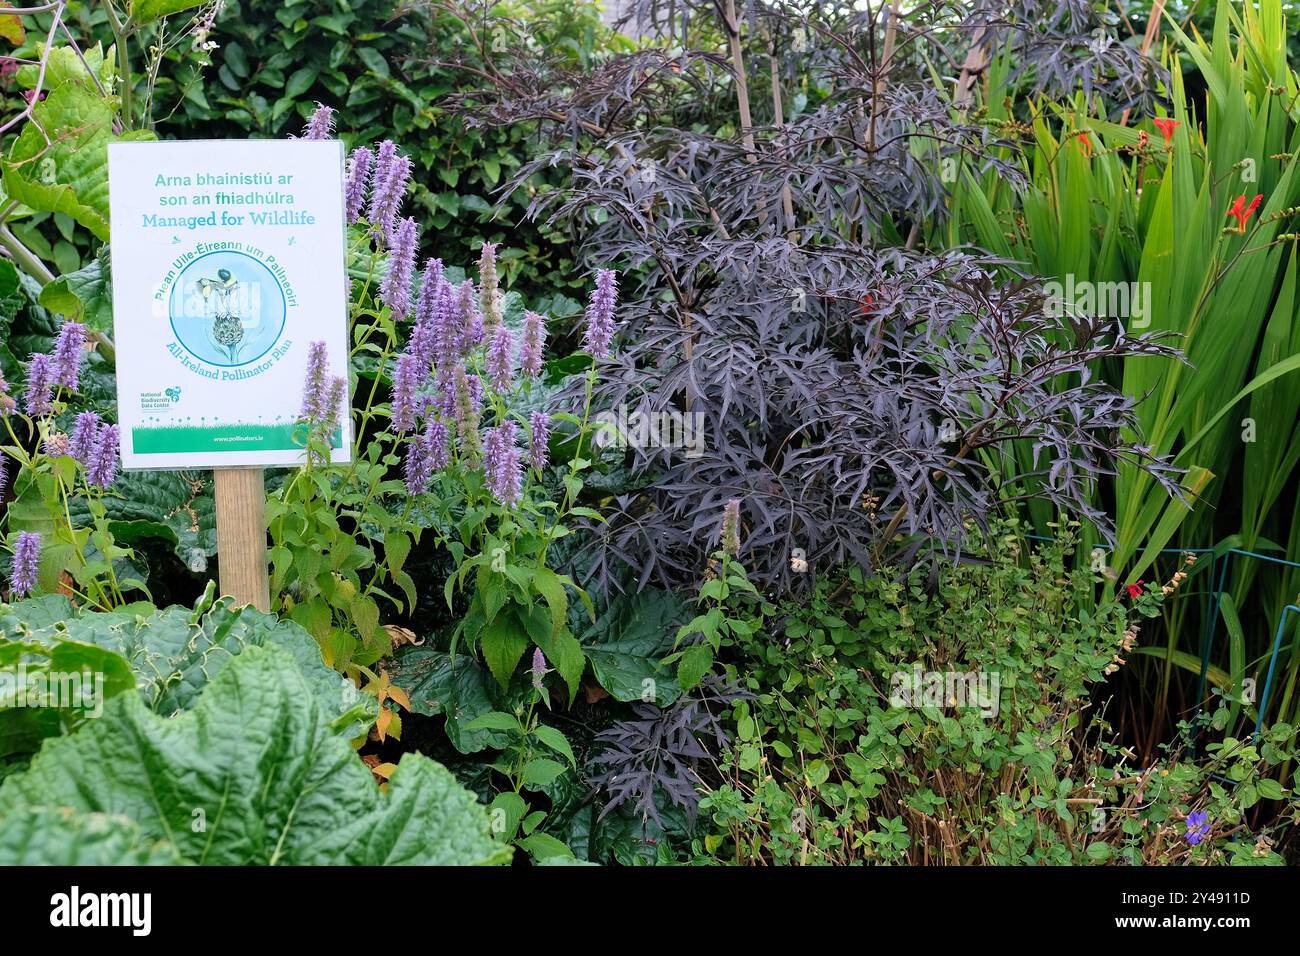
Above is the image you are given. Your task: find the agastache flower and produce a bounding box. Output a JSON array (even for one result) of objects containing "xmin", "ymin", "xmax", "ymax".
[
  {"xmin": 530, "ymin": 647, "xmax": 547, "ymax": 693},
  {"xmin": 720, "ymin": 498, "xmax": 741, "ymax": 557},
  {"xmin": 1227, "ymin": 194, "xmax": 1264, "ymax": 234},
  {"xmin": 301, "ymin": 341, "xmax": 332, "ymax": 422},
  {"xmin": 0, "ymin": 455, "xmax": 7, "ymax": 499},
  {"xmin": 478, "ymin": 242, "xmax": 502, "ymax": 334},
  {"xmin": 390, "ymin": 352, "xmax": 423, "ymax": 433},
  {"xmin": 52, "ymin": 321, "xmax": 86, "ymax": 389},
  {"xmin": 457, "ymin": 280, "xmax": 483, "ymax": 350},
  {"xmin": 366, "ymin": 141, "xmax": 411, "ymax": 244},
  {"xmin": 69, "ymin": 411, "xmax": 101, "ymax": 465},
  {"xmin": 9, "ymin": 530, "xmax": 41, "ymax": 597},
  {"xmin": 410, "ymin": 259, "xmax": 446, "ymax": 370},
  {"xmin": 46, "ymin": 432, "xmax": 70, "ymax": 458},
  {"xmin": 425, "ymin": 416, "xmax": 451, "ymax": 471},
  {"xmin": 486, "ymin": 325, "xmax": 514, "ymax": 392},
  {"xmin": 584, "ymin": 269, "xmax": 619, "ymax": 358},
  {"xmin": 301, "ymin": 103, "xmax": 335, "ymax": 140},
  {"xmin": 433, "ymin": 280, "xmax": 463, "ymax": 367},
  {"xmin": 452, "ymin": 364, "xmax": 482, "ymax": 467},
  {"xmin": 483, "ymin": 420, "xmax": 523, "ymax": 508},
  {"xmin": 529, "ymin": 411, "xmax": 550, "ymax": 470},
  {"xmin": 344, "ymin": 147, "xmax": 373, "ymax": 225},
  {"xmin": 381, "ymin": 217, "xmax": 419, "ymax": 319},
  {"xmin": 403, "ymin": 426, "xmax": 433, "ymax": 495},
  {"xmin": 519, "ymin": 311, "xmax": 546, "ymax": 379},
  {"xmin": 86, "ymin": 424, "xmax": 120, "ymax": 489},
  {"xmin": 1153, "ymin": 117, "xmax": 1180, "ymax": 147},
  {"xmin": 321, "ymin": 377, "xmax": 347, "ymax": 435},
  {"xmin": 23, "ymin": 353, "xmax": 53, "ymax": 416},
  {"xmin": 1185, "ymin": 810, "xmax": 1211, "ymax": 846}
]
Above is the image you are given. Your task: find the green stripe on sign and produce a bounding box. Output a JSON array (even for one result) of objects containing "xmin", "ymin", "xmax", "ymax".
[{"xmin": 130, "ymin": 423, "xmax": 342, "ymax": 454}]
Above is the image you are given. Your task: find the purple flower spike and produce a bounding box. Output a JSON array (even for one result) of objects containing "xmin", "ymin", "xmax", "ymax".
[
  {"xmin": 720, "ymin": 498, "xmax": 741, "ymax": 556},
  {"xmin": 302, "ymin": 103, "xmax": 335, "ymax": 140},
  {"xmin": 52, "ymin": 322, "xmax": 86, "ymax": 390},
  {"xmin": 426, "ymin": 416, "xmax": 451, "ymax": 470},
  {"xmin": 1185, "ymin": 811, "xmax": 1211, "ymax": 846},
  {"xmin": 483, "ymin": 420, "xmax": 522, "ymax": 508},
  {"xmin": 390, "ymin": 352, "xmax": 421, "ymax": 433},
  {"xmin": 403, "ymin": 429, "xmax": 433, "ymax": 496},
  {"xmin": 452, "ymin": 364, "xmax": 482, "ymax": 467},
  {"xmin": 69, "ymin": 411, "xmax": 102, "ymax": 466},
  {"xmin": 344, "ymin": 147, "xmax": 373, "ymax": 224},
  {"xmin": 432, "ymin": 279, "xmax": 461, "ymax": 368},
  {"xmin": 530, "ymin": 647, "xmax": 547, "ymax": 692},
  {"xmin": 519, "ymin": 311, "xmax": 546, "ymax": 379},
  {"xmin": 86, "ymin": 424, "xmax": 120, "ymax": 489},
  {"xmin": 457, "ymin": 280, "xmax": 483, "ymax": 351},
  {"xmin": 584, "ymin": 268, "xmax": 619, "ymax": 358},
  {"xmin": 478, "ymin": 242, "xmax": 502, "ymax": 333},
  {"xmin": 0, "ymin": 372, "xmax": 14, "ymax": 416},
  {"xmin": 486, "ymin": 325, "xmax": 514, "ymax": 392},
  {"xmin": 23, "ymin": 353, "xmax": 54, "ymax": 417},
  {"xmin": 0, "ymin": 455, "xmax": 7, "ymax": 499},
  {"xmin": 529, "ymin": 411, "xmax": 550, "ymax": 470},
  {"xmin": 301, "ymin": 341, "xmax": 331, "ymax": 422},
  {"xmin": 381, "ymin": 217, "xmax": 419, "ymax": 319},
  {"xmin": 322, "ymin": 377, "xmax": 347, "ymax": 434},
  {"xmin": 366, "ymin": 141, "xmax": 412, "ymax": 244},
  {"xmin": 411, "ymin": 259, "xmax": 446, "ymax": 368},
  {"xmin": 10, "ymin": 530, "xmax": 41, "ymax": 597}
]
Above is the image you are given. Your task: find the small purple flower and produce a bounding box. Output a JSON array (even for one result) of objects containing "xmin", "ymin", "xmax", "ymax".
[
  {"xmin": 321, "ymin": 377, "xmax": 347, "ymax": 434},
  {"xmin": 457, "ymin": 280, "xmax": 483, "ymax": 351},
  {"xmin": 381, "ymin": 217, "xmax": 419, "ymax": 319},
  {"xmin": 478, "ymin": 242, "xmax": 502, "ymax": 334},
  {"xmin": 452, "ymin": 364, "xmax": 482, "ymax": 467},
  {"xmin": 23, "ymin": 353, "xmax": 54, "ymax": 416},
  {"xmin": 390, "ymin": 352, "xmax": 421, "ymax": 433},
  {"xmin": 86, "ymin": 424, "xmax": 120, "ymax": 489},
  {"xmin": 69, "ymin": 411, "xmax": 101, "ymax": 466},
  {"xmin": 584, "ymin": 268, "xmax": 619, "ymax": 358},
  {"xmin": 483, "ymin": 420, "xmax": 523, "ymax": 508},
  {"xmin": 530, "ymin": 647, "xmax": 547, "ymax": 692},
  {"xmin": 366, "ymin": 141, "xmax": 412, "ymax": 244},
  {"xmin": 9, "ymin": 530, "xmax": 40, "ymax": 597},
  {"xmin": 301, "ymin": 103, "xmax": 335, "ymax": 140},
  {"xmin": 1185, "ymin": 811, "xmax": 1211, "ymax": 846},
  {"xmin": 46, "ymin": 431, "xmax": 70, "ymax": 458},
  {"xmin": 344, "ymin": 147, "xmax": 373, "ymax": 224},
  {"xmin": 720, "ymin": 498, "xmax": 741, "ymax": 557},
  {"xmin": 52, "ymin": 321, "xmax": 86, "ymax": 390},
  {"xmin": 403, "ymin": 428, "xmax": 433, "ymax": 495},
  {"xmin": 519, "ymin": 311, "xmax": 546, "ymax": 379},
  {"xmin": 433, "ymin": 279, "xmax": 462, "ymax": 368},
  {"xmin": 301, "ymin": 341, "xmax": 331, "ymax": 422},
  {"xmin": 486, "ymin": 325, "xmax": 513, "ymax": 392},
  {"xmin": 426, "ymin": 416, "xmax": 451, "ymax": 471},
  {"xmin": 529, "ymin": 411, "xmax": 551, "ymax": 470}
]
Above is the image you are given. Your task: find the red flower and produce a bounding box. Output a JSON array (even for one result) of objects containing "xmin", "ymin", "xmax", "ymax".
[
  {"xmin": 1125, "ymin": 581, "xmax": 1144, "ymax": 600},
  {"xmin": 1226, "ymin": 194, "xmax": 1264, "ymax": 233},
  {"xmin": 860, "ymin": 293, "xmax": 875, "ymax": 315},
  {"xmin": 1153, "ymin": 117, "xmax": 1180, "ymax": 147},
  {"xmin": 1076, "ymin": 131, "xmax": 1093, "ymax": 158}
]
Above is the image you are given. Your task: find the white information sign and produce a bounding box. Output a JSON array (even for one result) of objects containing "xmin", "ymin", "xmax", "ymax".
[{"xmin": 107, "ymin": 139, "xmax": 351, "ymax": 469}]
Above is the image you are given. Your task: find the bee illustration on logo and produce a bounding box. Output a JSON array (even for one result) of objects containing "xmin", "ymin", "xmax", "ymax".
[{"xmin": 196, "ymin": 267, "xmax": 248, "ymax": 363}]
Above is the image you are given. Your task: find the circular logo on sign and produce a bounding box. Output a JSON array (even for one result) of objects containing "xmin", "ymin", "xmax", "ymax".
[{"xmin": 168, "ymin": 250, "xmax": 287, "ymax": 367}]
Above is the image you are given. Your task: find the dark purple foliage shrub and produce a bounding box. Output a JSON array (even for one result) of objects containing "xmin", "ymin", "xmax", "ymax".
[{"xmin": 434, "ymin": 0, "xmax": 1182, "ymax": 593}]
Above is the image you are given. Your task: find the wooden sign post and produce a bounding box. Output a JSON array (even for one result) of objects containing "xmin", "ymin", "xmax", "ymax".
[
  {"xmin": 106, "ymin": 140, "xmax": 352, "ymax": 613},
  {"xmin": 214, "ymin": 468, "xmax": 270, "ymax": 612}
]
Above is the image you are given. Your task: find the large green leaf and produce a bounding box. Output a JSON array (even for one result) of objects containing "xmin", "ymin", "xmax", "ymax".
[
  {"xmin": 0, "ymin": 585, "xmax": 376, "ymax": 737},
  {"xmin": 580, "ymin": 589, "xmax": 687, "ymax": 706},
  {"xmin": 38, "ymin": 253, "xmax": 113, "ymax": 331},
  {"xmin": 0, "ymin": 645, "xmax": 510, "ymax": 865},
  {"xmin": 0, "ymin": 808, "xmax": 184, "ymax": 865},
  {"xmin": 389, "ymin": 646, "xmax": 514, "ymax": 754},
  {"xmin": 3, "ymin": 84, "xmax": 152, "ymax": 241}
]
